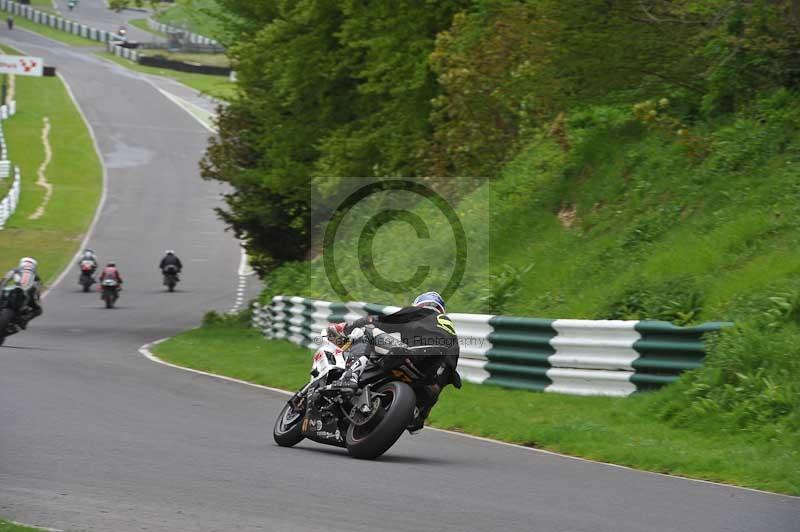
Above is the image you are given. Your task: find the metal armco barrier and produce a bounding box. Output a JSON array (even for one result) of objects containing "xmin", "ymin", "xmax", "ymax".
[
  {"xmin": 0, "ymin": 0, "xmax": 112, "ymax": 44},
  {"xmin": 146, "ymin": 17, "xmax": 222, "ymax": 48},
  {"xmin": 0, "ymin": 166, "xmax": 22, "ymax": 229},
  {"xmin": 106, "ymin": 41, "xmax": 140, "ymax": 63},
  {"xmin": 0, "ymin": 103, "xmax": 21, "ymax": 229},
  {"xmin": 252, "ymin": 296, "xmax": 731, "ymax": 397}
]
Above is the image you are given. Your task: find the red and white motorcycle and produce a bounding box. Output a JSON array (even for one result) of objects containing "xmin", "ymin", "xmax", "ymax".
[{"xmin": 78, "ymin": 259, "xmax": 96, "ymax": 292}]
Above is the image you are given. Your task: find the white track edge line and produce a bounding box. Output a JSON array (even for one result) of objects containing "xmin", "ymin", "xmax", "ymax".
[
  {"xmin": 8, "ymin": 520, "xmax": 63, "ymax": 532},
  {"xmin": 137, "ymin": 337, "xmax": 798, "ymax": 500},
  {"xmin": 154, "ymin": 87, "xmax": 215, "ymax": 134},
  {"xmin": 139, "ymin": 339, "xmax": 293, "ymax": 397}
]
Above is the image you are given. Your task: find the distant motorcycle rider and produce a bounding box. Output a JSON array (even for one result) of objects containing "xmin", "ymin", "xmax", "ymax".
[
  {"xmin": 328, "ymin": 291, "xmax": 461, "ymax": 433},
  {"xmin": 78, "ymin": 249, "xmax": 98, "ymax": 269},
  {"xmin": 159, "ymin": 250, "xmax": 182, "ymax": 281},
  {"xmin": 0, "ymin": 257, "xmax": 43, "ymax": 327},
  {"xmin": 99, "ymin": 261, "xmax": 123, "ymax": 296},
  {"xmin": 77, "ymin": 248, "xmax": 98, "ymax": 278}
]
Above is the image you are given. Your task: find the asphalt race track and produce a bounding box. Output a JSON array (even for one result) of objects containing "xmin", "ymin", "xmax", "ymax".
[
  {"xmin": 1, "ymin": 18, "xmax": 799, "ymax": 532},
  {"xmin": 51, "ymin": 0, "xmax": 163, "ymax": 44}
]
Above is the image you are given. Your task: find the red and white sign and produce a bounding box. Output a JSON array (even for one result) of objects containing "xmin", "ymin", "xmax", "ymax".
[{"xmin": 0, "ymin": 55, "xmax": 44, "ymax": 77}]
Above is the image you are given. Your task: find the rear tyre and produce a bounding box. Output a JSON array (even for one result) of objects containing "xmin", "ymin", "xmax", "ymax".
[
  {"xmin": 273, "ymin": 401, "xmax": 305, "ymax": 447},
  {"xmin": 345, "ymin": 381, "xmax": 416, "ymax": 460},
  {"xmin": 104, "ymin": 292, "xmax": 114, "ymax": 309},
  {"xmin": 168, "ymin": 281, "xmax": 175, "ymax": 292},
  {"xmin": 0, "ymin": 308, "xmax": 15, "ymax": 347},
  {"xmin": 82, "ymin": 283, "xmax": 90, "ymax": 293}
]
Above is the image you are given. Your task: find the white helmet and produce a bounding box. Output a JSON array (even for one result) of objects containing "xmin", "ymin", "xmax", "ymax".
[
  {"xmin": 165, "ymin": 250, "xmax": 175, "ymax": 255},
  {"xmin": 19, "ymin": 257, "xmax": 37, "ymax": 270}
]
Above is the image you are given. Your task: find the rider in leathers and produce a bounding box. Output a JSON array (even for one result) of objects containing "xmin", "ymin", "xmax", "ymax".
[
  {"xmin": 328, "ymin": 291, "xmax": 460, "ymax": 433},
  {"xmin": 159, "ymin": 250, "xmax": 183, "ymax": 282},
  {"xmin": 0, "ymin": 257, "xmax": 43, "ymax": 328}
]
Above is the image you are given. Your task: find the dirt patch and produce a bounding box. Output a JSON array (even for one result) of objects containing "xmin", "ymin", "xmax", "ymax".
[{"xmin": 557, "ymin": 204, "xmax": 578, "ymax": 229}]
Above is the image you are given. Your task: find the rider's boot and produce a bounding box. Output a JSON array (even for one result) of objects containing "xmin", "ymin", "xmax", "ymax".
[{"xmin": 329, "ymin": 355, "xmax": 368, "ymax": 392}]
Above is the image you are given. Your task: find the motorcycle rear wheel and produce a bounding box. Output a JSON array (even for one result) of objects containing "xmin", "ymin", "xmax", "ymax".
[
  {"xmin": 345, "ymin": 381, "xmax": 416, "ymax": 460},
  {"xmin": 273, "ymin": 401, "xmax": 305, "ymax": 447},
  {"xmin": 0, "ymin": 308, "xmax": 16, "ymax": 346},
  {"xmin": 104, "ymin": 292, "xmax": 114, "ymax": 309}
]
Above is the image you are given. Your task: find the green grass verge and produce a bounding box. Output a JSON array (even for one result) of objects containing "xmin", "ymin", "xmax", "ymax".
[
  {"xmin": 0, "ymin": 518, "xmax": 47, "ymax": 531},
  {"xmin": 12, "ymin": 16, "xmax": 98, "ymax": 47},
  {"xmin": 141, "ymin": 50, "xmax": 230, "ymax": 68},
  {"xmin": 153, "ymin": 321, "xmax": 800, "ymax": 496},
  {"xmin": 153, "ymin": 0, "xmax": 221, "ymax": 38},
  {"xmin": 128, "ymin": 17, "xmax": 164, "ymax": 37},
  {"xmin": 0, "ymin": 45, "xmax": 102, "ymax": 284},
  {"xmin": 99, "ymin": 52, "xmax": 235, "ymax": 101},
  {"xmin": 28, "ymin": 0, "xmax": 56, "ymax": 13}
]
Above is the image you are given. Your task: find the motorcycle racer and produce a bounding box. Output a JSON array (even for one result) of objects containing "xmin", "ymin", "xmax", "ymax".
[
  {"xmin": 0, "ymin": 257, "xmax": 43, "ymax": 327},
  {"xmin": 328, "ymin": 291, "xmax": 461, "ymax": 433},
  {"xmin": 99, "ymin": 261, "xmax": 123, "ymax": 297}
]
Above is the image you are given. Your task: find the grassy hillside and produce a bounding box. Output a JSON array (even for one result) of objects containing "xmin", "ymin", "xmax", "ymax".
[
  {"xmin": 263, "ymin": 93, "xmax": 800, "ymax": 323},
  {"xmin": 260, "ymin": 92, "xmax": 800, "ymax": 458},
  {"xmin": 153, "ymin": 0, "xmax": 221, "ymax": 38}
]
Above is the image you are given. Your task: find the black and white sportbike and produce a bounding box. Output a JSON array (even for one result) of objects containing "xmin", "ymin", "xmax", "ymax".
[
  {"xmin": 273, "ymin": 326, "xmax": 443, "ymax": 459},
  {"xmin": 0, "ymin": 282, "xmax": 35, "ymax": 346}
]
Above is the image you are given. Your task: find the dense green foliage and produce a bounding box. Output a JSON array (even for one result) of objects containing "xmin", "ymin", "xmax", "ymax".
[
  {"xmin": 200, "ymin": 1, "xmax": 800, "ymax": 456},
  {"xmin": 204, "ymin": 0, "xmax": 800, "ymax": 271}
]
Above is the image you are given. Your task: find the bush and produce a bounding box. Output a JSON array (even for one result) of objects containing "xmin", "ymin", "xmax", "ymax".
[{"xmin": 655, "ymin": 323, "xmax": 800, "ymax": 437}]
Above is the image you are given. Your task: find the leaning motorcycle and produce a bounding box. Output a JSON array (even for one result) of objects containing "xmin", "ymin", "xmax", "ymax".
[
  {"xmin": 162, "ymin": 265, "xmax": 179, "ymax": 292},
  {"xmin": 101, "ymin": 279, "xmax": 120, "ymax": 309},
  {"xmin": 273, "ymin": 326, "xmax": 438, "ymax": 459},
  {"xmin": 78, "ymin": 260, "xmax": 96, "ymax": 292},
  {"xmin": 0, "ymin": 282, "xmax": 31, "ymax": 346}
]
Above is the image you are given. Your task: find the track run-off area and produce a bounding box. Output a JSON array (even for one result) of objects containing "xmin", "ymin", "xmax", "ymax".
[{"xmin": 0, "ymin": 8, "xmax": 798, "ymax": 532}]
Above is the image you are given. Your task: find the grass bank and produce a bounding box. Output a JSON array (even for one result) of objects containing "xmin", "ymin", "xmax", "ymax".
[
  {"xmin": 0, "ymin": 518, "xmax": 46, "ymax": 531},
  {"xmin": 0, "ymin": 46, "xmax": 102, "ymax": 284},
  {"xmin": 153, "ymin": 319, "xmax": 800, "ymax": 496},
  {"xmin": 128, "ymin": 18, "xmax": 163, "ymax": 37},
  {"xmin": 100, "ymin": 52, "xmax": 235, "ymax": 101},
  {"xmin": 141, "ymin": 50, "xmax": 230, "ymax": 68},
  {"xmin": 153, "ymin": 0, "xmax": 221, "ymax": 38}
]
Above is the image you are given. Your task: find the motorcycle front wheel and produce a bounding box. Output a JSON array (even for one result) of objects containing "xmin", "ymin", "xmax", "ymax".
[
  {"xmin": 345, "ymin": 381, "xmax": 416, "ymax": 460},
  {"xmin": 273, "ymin": 401, "xmax": 305, "ymax": 447}
]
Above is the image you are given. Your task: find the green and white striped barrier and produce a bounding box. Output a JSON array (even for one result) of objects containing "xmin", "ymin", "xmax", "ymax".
[
  {"xmin": 146, "ymin": 18, "xmax": 222, "ymax": 48},
  {"xmin": 0, "ymin": 0, "xmax": 115, "ymax": 44},
  {"xmin": 252, "ymin": 296, "xmax": 731, "ymax": 397}
]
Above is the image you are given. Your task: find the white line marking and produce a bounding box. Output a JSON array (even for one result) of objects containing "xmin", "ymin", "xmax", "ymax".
[
  {"xmin": 43, "ymin": 73, "xmax": 109, "ymax": 299},
  {"xmin": 140, "ymin": 339, "xmax": 293, "ymax": 397},
  {"xmin": 237, "ymin": 245, "xmax": 254, "ymax": 276},
  {"xmin": 9, "ymin": 520, "xmax": 63, "ymax": 532},
  {"xmin": 154, "ymin": 87, "xmax": 216, "ymax": 133},
  {"xmin": 137, "ymin": 336, "xmax": 799, "ymax": 500}
]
